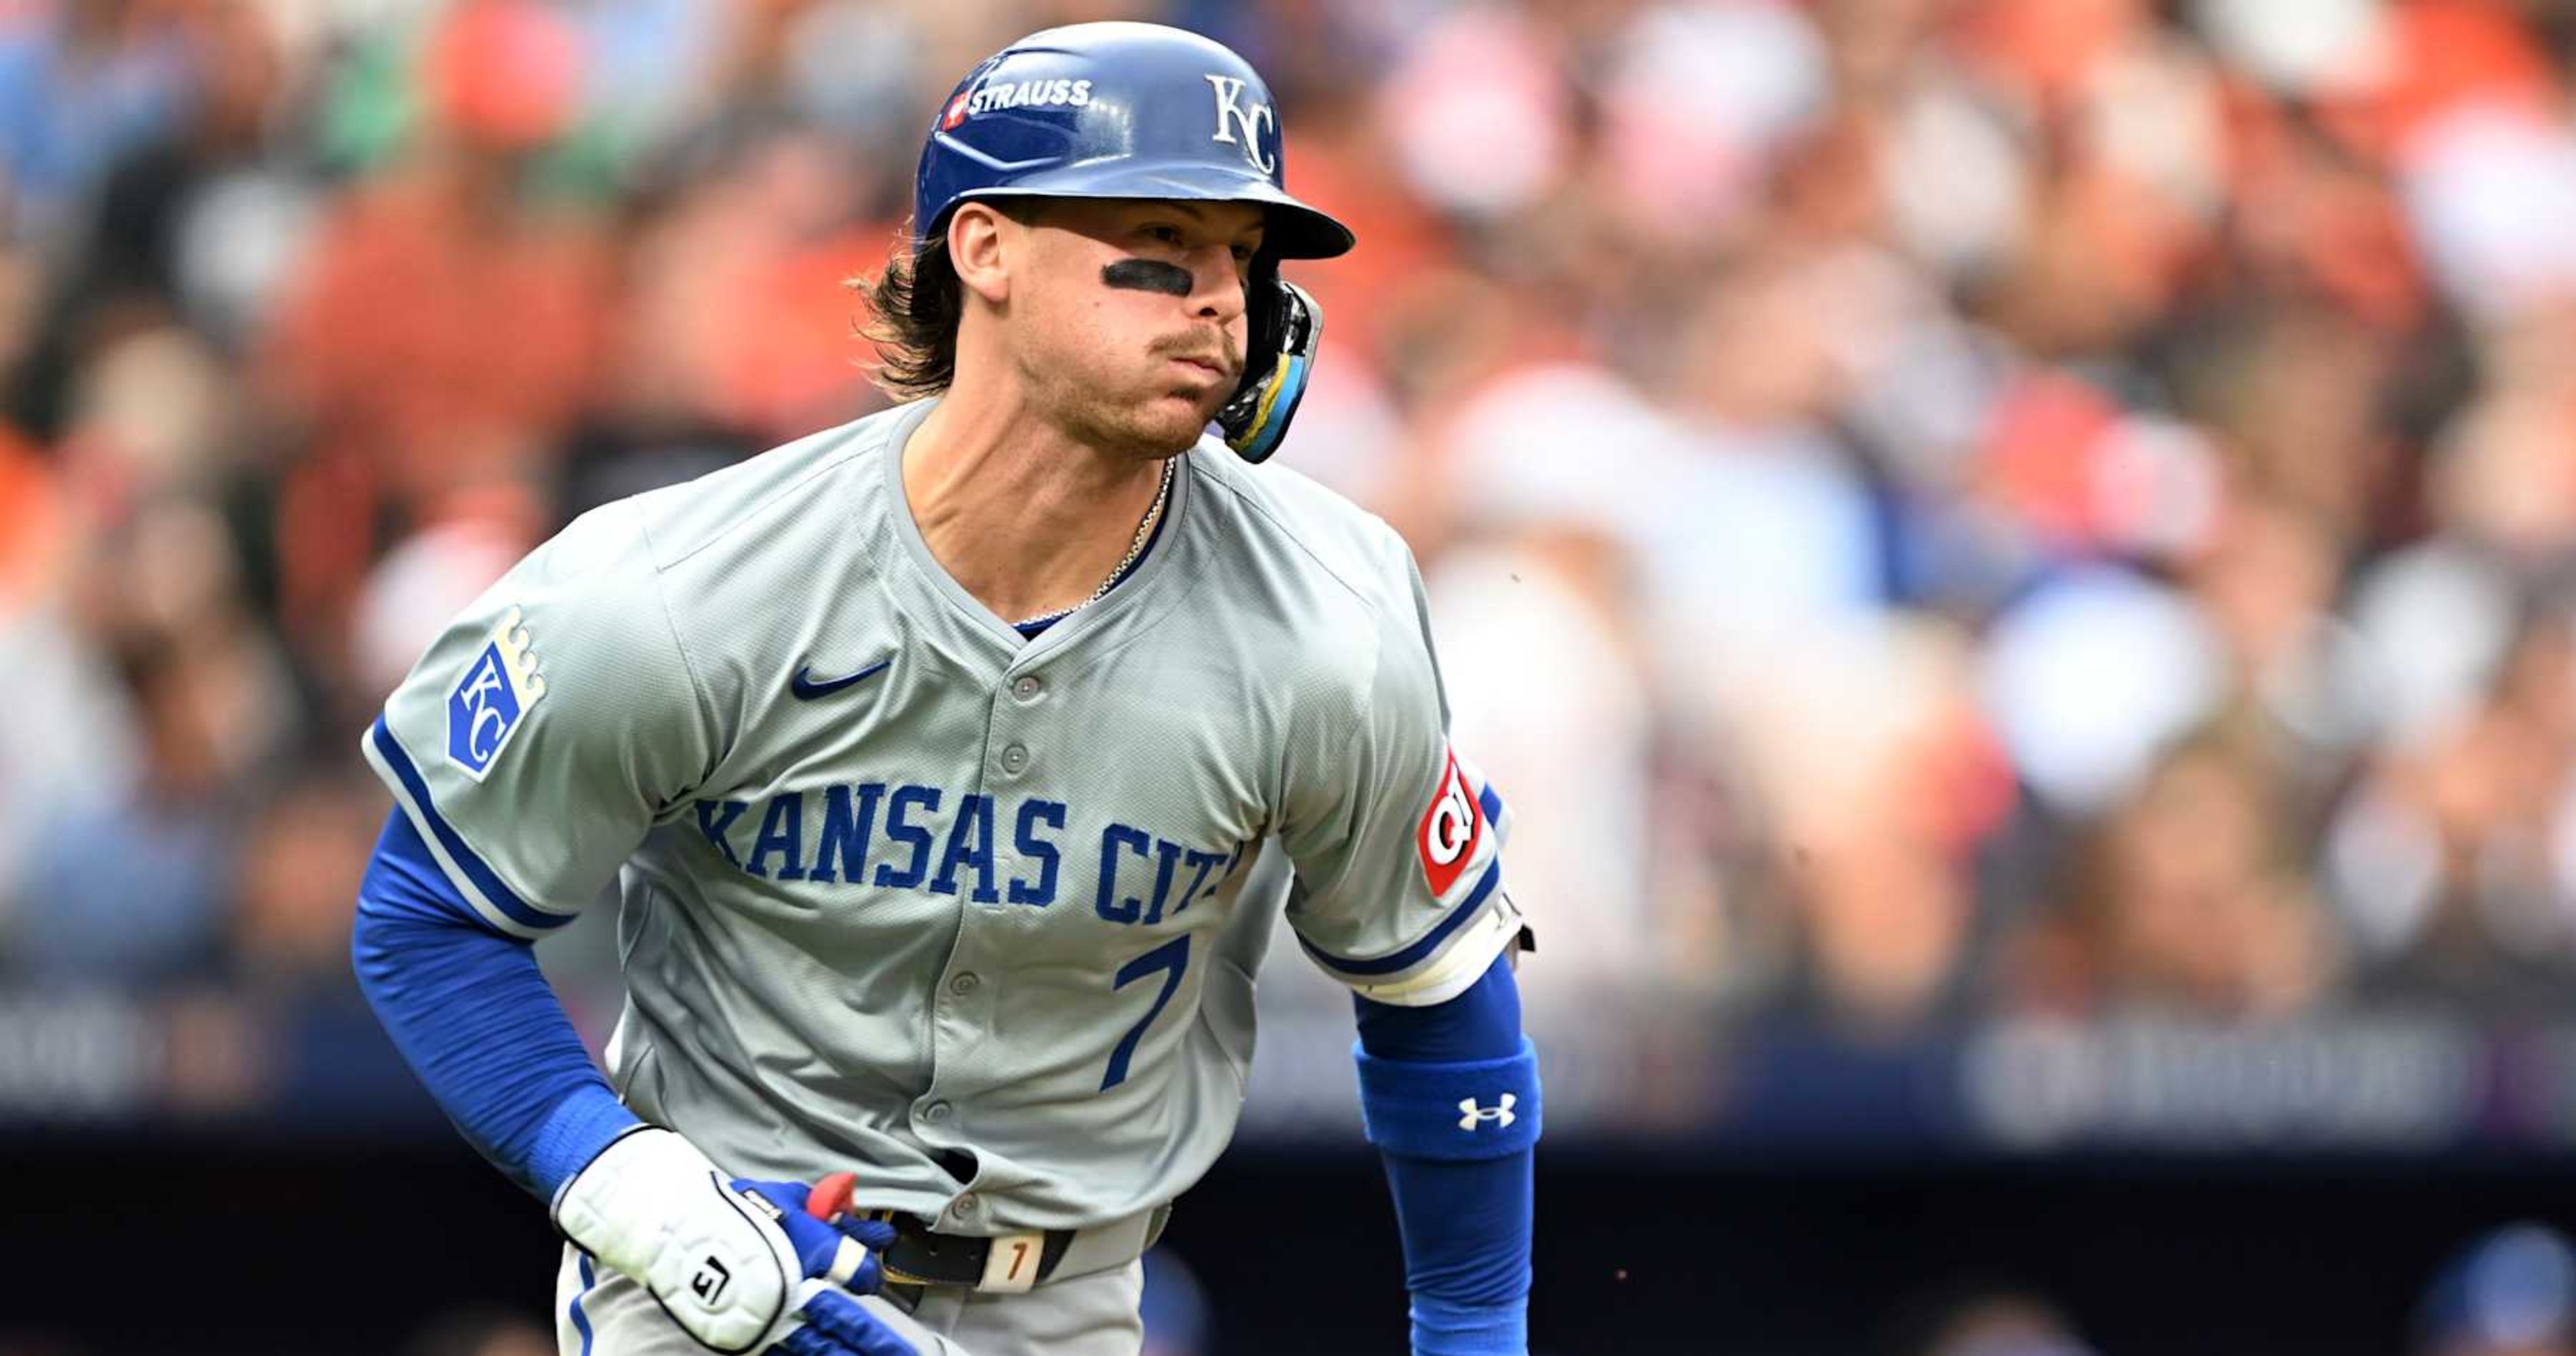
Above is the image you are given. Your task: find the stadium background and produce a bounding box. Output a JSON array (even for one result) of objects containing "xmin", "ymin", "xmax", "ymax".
[{"xmin": 7, "ymin": 0, "xmax": 2576, "ymax": 1352}]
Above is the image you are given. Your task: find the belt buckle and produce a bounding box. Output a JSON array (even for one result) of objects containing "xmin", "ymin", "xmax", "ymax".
[{"xmin": 977, "ymin": 1229, "xmax": 1048, "ymax": 1294}]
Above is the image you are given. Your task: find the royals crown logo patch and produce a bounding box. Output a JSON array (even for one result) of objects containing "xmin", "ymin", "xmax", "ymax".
[{"xmin": 446, "ymin": 606, "xmax": 546, "ymax": 782}]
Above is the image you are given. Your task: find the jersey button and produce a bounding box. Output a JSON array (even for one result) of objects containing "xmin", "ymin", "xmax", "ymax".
[
  {"xmin": 1011, "ymin": 675, "xmax": 1043, "ymax": 700},
  {"xmin": 949, "ymin": 972, "xmax": 980, "ymax": 995},
  {"xmin": 923, "ymin": 1101, "xmax": 954, "ymax": 1125},
  {"xmin": 951, "ymin": 1194, "xmax": 980, "ymax": 1220},
  {"xmin": 1000, "ymin": 743, "xmax": 1028, "ymax": 773}
]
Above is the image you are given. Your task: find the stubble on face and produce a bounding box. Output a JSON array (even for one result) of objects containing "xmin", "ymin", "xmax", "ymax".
[
  {"xmin": 1009, "ymin": 218, "xmax": 1243, "ymax": 461},
  {"xmin": 1016, "ymin": 337, "xmax": 1222, "ymax": 460}
]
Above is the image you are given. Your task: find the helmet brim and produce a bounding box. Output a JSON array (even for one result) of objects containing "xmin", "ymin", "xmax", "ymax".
[{"xmin": 945, "ymin": 157, "xmax": 1354, "ymax": 260}]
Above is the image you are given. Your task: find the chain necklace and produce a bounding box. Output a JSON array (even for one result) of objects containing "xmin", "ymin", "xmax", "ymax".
[{"xmin": 1010, "ymin": 456, "xmax": 1175, "ymax": 630}]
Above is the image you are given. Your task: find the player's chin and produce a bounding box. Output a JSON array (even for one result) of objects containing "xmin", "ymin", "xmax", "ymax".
[{"xmin": 1127, "ymin": 387, "xmax": 1224, "ymax": 452}]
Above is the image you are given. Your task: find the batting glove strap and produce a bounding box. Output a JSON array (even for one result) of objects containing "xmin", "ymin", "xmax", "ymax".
[
  {"xmin": 1354, "ymin": 1037, "xmax": 1542, "ymax": 1161},
  {"xmin": 731, "ymin": 1179, "xmax": 896, "ymax": 1296},
  {"xmin": 550, "ymin": 1126, "xmax": 800, "ymax": 1354}
]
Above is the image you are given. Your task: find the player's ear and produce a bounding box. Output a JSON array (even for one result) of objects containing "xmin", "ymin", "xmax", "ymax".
[{"xmin": 948, "ymin": 202, "xmax": 1017, "ymax": 306}]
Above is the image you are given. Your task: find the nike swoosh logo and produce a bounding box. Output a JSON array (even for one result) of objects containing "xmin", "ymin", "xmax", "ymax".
[{"xmin": 789, "ymin": 657, "xmax": 892, "ymax": 700}]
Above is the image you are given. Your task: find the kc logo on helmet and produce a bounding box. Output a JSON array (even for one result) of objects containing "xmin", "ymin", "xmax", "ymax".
[
  {"xmin": 446, "ymin": 605, "xmax": 546, "ymax": 782},
  {"xmin": 1204, "ymin": 74, "xmax": 1276, "ymax": 174},
  {"xmin": 1415, "ymin": 750, "xmax": 1487, "ymax": 898}
]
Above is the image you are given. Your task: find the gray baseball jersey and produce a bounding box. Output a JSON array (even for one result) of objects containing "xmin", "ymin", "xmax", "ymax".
[{"xmin": 362, "ymin": 397, "xmax": 1523, "ymax": 1237}]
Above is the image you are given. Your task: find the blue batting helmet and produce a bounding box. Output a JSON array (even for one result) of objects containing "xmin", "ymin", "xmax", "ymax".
[{"xmin": 912, "ymin": 22, "xmax": 1354, "ymax": 260}]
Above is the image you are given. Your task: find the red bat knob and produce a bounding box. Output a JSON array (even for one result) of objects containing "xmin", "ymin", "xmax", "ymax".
[{"xmin": 806, "ymin": 1170, "xmax": 858, "ymax": 1222}]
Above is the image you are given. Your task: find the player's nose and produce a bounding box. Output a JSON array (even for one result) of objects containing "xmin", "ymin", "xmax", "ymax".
[{"xmin": 1186, "ymin": 245, "xmax": 1249, "ymax": 326}]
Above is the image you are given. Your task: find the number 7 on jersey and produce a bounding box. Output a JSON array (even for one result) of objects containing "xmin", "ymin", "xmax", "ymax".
[{"xmin": 1100, "ymin": 935, "xmax": 1190, "ymax": 1091}]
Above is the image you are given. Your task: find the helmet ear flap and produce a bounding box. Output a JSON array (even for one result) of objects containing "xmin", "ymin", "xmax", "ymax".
[
  {"xmin": 1238, "ymin": 255, "xmax": 1287, "ymax": 386},
  {"xmin": 1215, "ymin": 266, "xmax": 1322, "ymax": 464}
]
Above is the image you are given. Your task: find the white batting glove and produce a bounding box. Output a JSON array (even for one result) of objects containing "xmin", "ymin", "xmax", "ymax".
[{"xmin": 550, "ymin": 1126, "xmax": 820, "ymax": 1354}]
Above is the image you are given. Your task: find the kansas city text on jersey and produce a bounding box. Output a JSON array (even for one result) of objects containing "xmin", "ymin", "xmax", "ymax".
[{"xmin": 692, "ymin": 786, "xmax": 1251, "ymax": 926}]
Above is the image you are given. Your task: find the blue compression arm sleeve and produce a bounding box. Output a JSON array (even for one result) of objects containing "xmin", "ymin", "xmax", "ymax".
[
  {"xmin": 352, "ymin": 808, "xmax": 637, "ymax": 1199},
  {"xmin": 1355, "ymin": 955, "xmax": 1537, "ymax": 1356}
]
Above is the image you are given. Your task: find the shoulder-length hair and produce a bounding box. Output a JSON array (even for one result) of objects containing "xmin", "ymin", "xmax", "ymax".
[{"xmin": 853, "ymin": 232, "xmax": 963, "ymax": 399}]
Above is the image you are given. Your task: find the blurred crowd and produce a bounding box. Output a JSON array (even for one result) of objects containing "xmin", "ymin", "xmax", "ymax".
[
  {"xmin": 1899, "ymin": 1222, "xmax": 2576, "ymax": 1356},
  {"xmin": 7, "ymin": 0, "xmax": 2576, "ymax": 1045}
]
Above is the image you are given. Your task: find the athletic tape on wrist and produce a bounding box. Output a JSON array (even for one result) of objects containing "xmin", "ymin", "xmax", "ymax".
[{"xmin": 1353, "ymin": 1036, "xmax": 1541, "ymax": 1161}]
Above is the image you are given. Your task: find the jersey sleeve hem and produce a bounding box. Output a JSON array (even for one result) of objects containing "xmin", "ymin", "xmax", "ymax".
[
  {"xmin": 1302, "ymin": 871, "xmax": 1525, "ymax": 1008},
  {"xmin": 1303, "ymin": 858, "xmax": 1500, "ymax": 978},
  {"xmin": 361, "ymin": 716, "xmax": 580, "ymax": 939}
]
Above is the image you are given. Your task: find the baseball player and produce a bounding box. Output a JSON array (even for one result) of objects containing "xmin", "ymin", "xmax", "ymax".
[{"xmin": 353, "ymin": 22, "xmax": 1539, "ymax": 1356}]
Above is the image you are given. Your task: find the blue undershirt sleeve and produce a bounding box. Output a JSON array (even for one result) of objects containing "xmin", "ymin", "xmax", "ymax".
[
  {"xmin": 1354, "ymin": 952, "xmax": 1524, "ymax": 1062},
  {"xmin": 1355, "ymin": 955, "xmax": 1537, "ymax": 1356},
  {"xmin": 352, "ymin": 807, "xmax": 638, "ymax": 1199}
]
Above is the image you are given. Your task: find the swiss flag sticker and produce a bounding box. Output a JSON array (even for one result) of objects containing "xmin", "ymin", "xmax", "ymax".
[
  {"xmin": 941, "ymin": 93, "xmax": 971, "ymax": 130},
  {"xmin": 1415, "ymin": 751, "xmax": 1487, "ymax": 898}
]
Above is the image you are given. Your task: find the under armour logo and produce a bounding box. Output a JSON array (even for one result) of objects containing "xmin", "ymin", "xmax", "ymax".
[
  {"xmin": 689, "ymin": 1257, "xmax": 732, "ymax": 1304},
  {"xmin": 1458, "ymin": 1094, "xmax": 1518, "ymax": 1131},
  {"xmin": 1204, "ymin": 74, "xmax": 1276, "ymax": 174}
]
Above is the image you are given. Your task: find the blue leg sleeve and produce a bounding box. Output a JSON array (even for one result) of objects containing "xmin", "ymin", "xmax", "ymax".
[{"xmin": 353, "ymin": 808, "xmax": 638, "ymax": 1199}]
